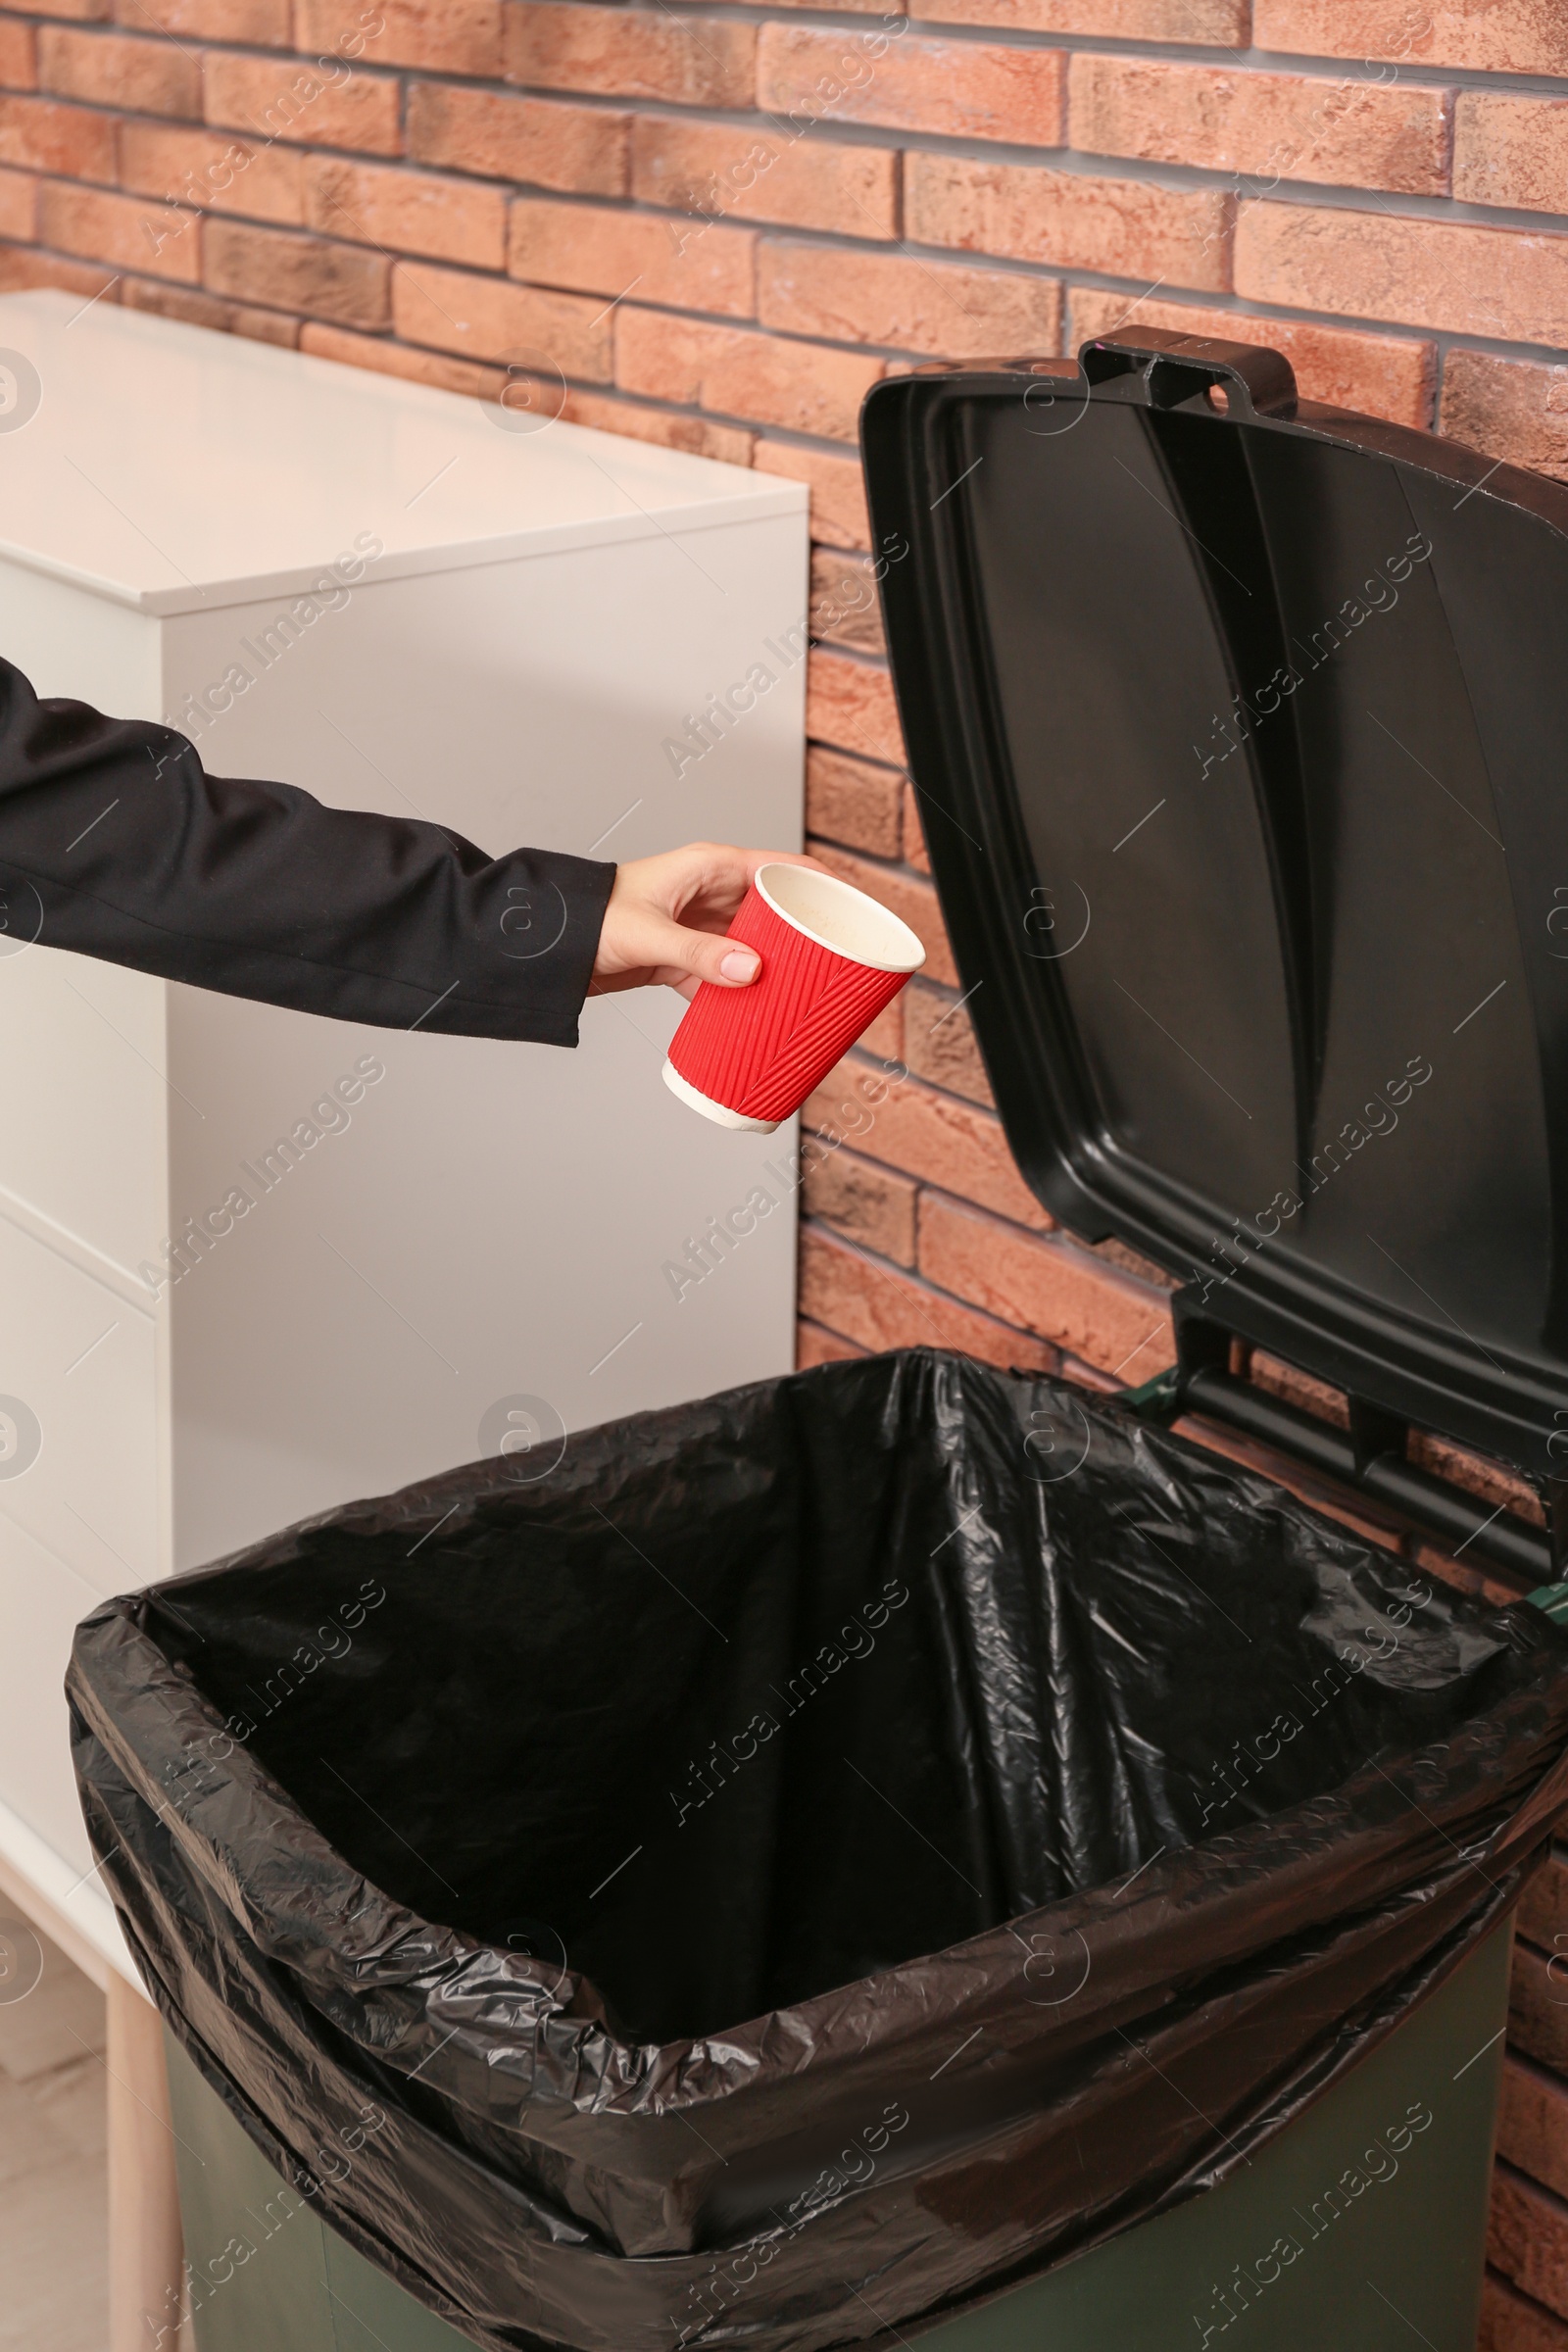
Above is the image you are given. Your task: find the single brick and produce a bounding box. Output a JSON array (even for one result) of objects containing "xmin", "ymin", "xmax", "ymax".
[
  {"xmin": 1441, "ymin": 350, "xmax": 1568, "ymax": 485},
  {"xmin": 759, "ymin": 24, "xmax": 1063, "ymax": 147},
  {"xmin": 1490, "ymin": 2162, "xmax": 1568, "ymax": 2322},
  {"xmin": 122, "ymin": 273, "xmax": 298, "ymax": 341},
  {"xmin": 903, "ymin": 780, "xmax": 929, "ymax": 872},
  {"xmin": 1500, "ymin": 2056, "xmax": 1568, "ymax": 2207},
  {"xmin": 806, "ymin": 744, "xmax": 902, "ymax": 855},
  {"xmin": 205, "ymin": 52, "xmax": 401, "ymax": 157},
  {"xmin": 297, "ymin": 0, "xmax": 500, "ymax": 75},
  {"xmin": 0, "ymin": 22, "xmax": 33, "ymax": 86},
  {"xmin": 394, "ymin": 256, "xmax": 611, "ymax": 378},
  {"xmin": 0, "ymin": 93, "xmax": 113, "ymax": 182},
  {"xmin": 797, "ymin": 1318, "xmax": 865, "ymax": 1369},
  {"xmin": 760, "ymin": 238, "xmax": 1060, "ymax": 360},
  {"xmin": 1253, "ymin": 0, "xmax": 1568, "ymax": 78},
  {"xmin": 408, "ymin": 83, "xmax": 626, "ymax": 194},
  {"xmin": 754, "ymin": 439, "xmax": 868, "ymax": 549},
  {"xmin": 1512, "ymin": 1938, "xmax": 1568, "ymax": 2077},
  {"xmin": 1068, "ymin": 285, "xmax": 1434, "ymax": 429},
  {"xmin": 813, "ymin": 842, "xmax": 955, "ymax": 983},
  {"xmin": 903, "ymin": 977, "xmax": 994, "ymax": 1107},
  {"xmin": 1407, "ymin": 1426, "xmax": 1544, "ymax": 1522},
  {"xmin": 205, "ymin": 219, "xmax": 389, "ymax": 325},
  {"xmin": 1456, "ymin": 92, "xmax": 1568, "ymax": 216},
  {"xmin": 1522, "ymin": 1850, "xmax": 1568, "ymax": 1950},
  {"xmin": 562, "ymin": 387, "xmax": 754, "ymax": 465},
  {"xmin": 0, "ymin": 164, "xmax": 33, "ymax": 238},
  {"xmin": 15, "ymin": 0, "xmax": 108, "ymax": 18},
  {"xmin": 506, "ymin": 3, "xmax": 754, "ymax": 107},
  {"xmin": 616, "ymin": 306, "xmax": 881, "ymax": 440},
  {"xmin": 38, "ymin": 25, "xmax": 198, "ymax": 115},
  {"xmin": 1250, "ymin": 1348, "xmax": 1348, "ymax": 1426},
  {"xmin": 803, "ymin": 1145, "xmax": 917, "ymax": 1264},
  {"xmin": 1236, "ymin": 201, "xmax": 1568, "ymax": 351},
  {"xmin": 0, "ymin": 244, "xmax": 114, "ymax": 295},
  {"xmin": 807, "ymin": 647, "xmax": 904, "ymax": 764},
  {"xmin": 41, "ymin": 179, "xmax": 201, "ymax": 279},
  {"xmin": 120, "ymin": 122, "xmax": 304, "ymax": 225},
  {"xmin": 113, "ymin": 0, "xmax": 290, "ymax": 41},
  {"xmin": 808, "ymin": 1054, "xmax": 1048, "ymax": 1230},
  {"xmin": 809, "ymin": 555, "xmax": 885, "ymax": 657},
  {"xmin": 510, "ymin": 196, "xmax": 755, "ymax": 318},
  {"xmin": 301, "ymin": 319, "xmax": 508, "ymax": 397},
  {"xmin": 633, "ymin": 118, "xmax": 897, "ymax": 240},
  {"xmin": 1480, "ymin": 2270, "xmax": 1568, "ymax": 2352},
  {"xmin": 911, "ymin": 0, "xmax": 1244, "ymax": 33},
  {"xmin": 307, "ymin": 157, "xmax": 506, "ymax": 270},
  {"xmin": 906, "ymin": 153, "xmax": 1231, "ymax": 292},
  {"xmin": 919, "ymin": 1194, "xmax": 1176, "ymax": 1377},
  {"xmin": 1069, "ymin": 55, "xmax": 1451, "ymax": 198},
  {"xmin": 801, "ymin": 1224, "xmax": 1054, "ymax": 1371}
]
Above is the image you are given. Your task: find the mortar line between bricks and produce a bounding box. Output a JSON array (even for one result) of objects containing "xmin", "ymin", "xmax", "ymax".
[
  {"xmin": 803, "ymin": 1214, "xmax": 1053, "ymax": 1354},
  {"xmin": 1491, "ymin": 2152, "xmax": 1568, "ymax": 2213},
  {"xmin": 1494, "ymin": 2044, "xmax": 1568, "ymax": 2100},
  {"xmin": 39, "ymin": 125, "xmax": 1568, "ymax": 262},
  {"xmin": 19, "ymin": 224, "xmax": 1568, "ymax": 394},
  {"xmin": 476, "ymin": 80, "xmax": 1568, "ymax": 242},
  {"xmin": 20, "ymin": 20, "xmax": 1568, "ymax": 109},
  {"xmin": 484, "ymin": 3, "xmax": 1568, "ymax": 95}
]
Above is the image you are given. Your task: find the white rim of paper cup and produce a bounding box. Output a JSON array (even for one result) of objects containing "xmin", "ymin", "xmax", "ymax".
[
  {"xmin": 755, "ymin": 863, "xmax": 926, "ymax": 974},
  {"xmin": 662, "ymin": 1059, "xmax": 779, "ymax": 1134}
]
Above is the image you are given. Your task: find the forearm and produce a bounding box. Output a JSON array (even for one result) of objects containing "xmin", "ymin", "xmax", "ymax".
[{"xmin": 0, "ymin": 659, "xmax": 614, "ymax": 1044}]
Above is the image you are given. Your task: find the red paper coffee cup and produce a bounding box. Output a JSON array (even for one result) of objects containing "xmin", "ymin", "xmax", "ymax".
[{"xmin": 663, "ymin": 862, "xmax": 925, "ymax": 1133}]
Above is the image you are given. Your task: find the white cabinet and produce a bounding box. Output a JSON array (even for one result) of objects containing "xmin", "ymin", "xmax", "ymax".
[{"xmin": 0, "ymin": 292, "xmax": 808, "ymax": 1977}]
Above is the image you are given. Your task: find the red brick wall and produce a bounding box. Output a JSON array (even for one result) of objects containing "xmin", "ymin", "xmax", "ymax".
[{"xmin": 3, "ymin": 0, "xmax": 1567, "ymax": 2337}]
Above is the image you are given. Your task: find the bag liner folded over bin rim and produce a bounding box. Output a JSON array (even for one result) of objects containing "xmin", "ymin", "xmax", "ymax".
[{"xmin": 68, "ymin": 1348, "xmax": 1568, "ymax": 2352}]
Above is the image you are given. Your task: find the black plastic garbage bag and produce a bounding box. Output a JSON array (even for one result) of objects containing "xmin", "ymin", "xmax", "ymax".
[{"xmin": 69, "ymin": 1348, "xmax": 1568, "ymax": 2352}]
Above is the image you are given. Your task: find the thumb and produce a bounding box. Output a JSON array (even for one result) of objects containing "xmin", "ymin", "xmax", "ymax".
[{"xmin": 644, "ymin": 912, "xmax": 760, "ymax": 987}]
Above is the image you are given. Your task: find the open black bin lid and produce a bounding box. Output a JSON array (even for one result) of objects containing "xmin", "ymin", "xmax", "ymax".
[{"xmin": 861, "ymin": 332, "xmax": 1568, "ymax": 1581}]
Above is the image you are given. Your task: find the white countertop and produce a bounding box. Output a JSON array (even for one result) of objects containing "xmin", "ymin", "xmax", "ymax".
[{"xmin": 0, "ymin": 290, "xmax": 804, "ymax": 614}]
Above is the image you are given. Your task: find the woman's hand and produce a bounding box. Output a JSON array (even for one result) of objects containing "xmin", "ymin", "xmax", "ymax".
[{"xmin": 590, "ymin": 843, "xmax": 826, "ymax": 1000}]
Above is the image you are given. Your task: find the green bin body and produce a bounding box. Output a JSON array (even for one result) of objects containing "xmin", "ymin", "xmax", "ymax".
[{"xmin": 167, "ymin": 1916, "xmax": 1510, "ymax": 2352}]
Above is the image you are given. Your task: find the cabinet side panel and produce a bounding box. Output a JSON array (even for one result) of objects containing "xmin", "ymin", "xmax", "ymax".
[
  {"xmin": 160, "ymin": 513, "xmax": 807, "ymax": 1567},
  {"xmin": 0, "ymin": 580, "xmax": 169, "ymax": 1273}
]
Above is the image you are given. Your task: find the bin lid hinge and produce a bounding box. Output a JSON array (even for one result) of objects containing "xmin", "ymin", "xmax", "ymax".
[{"xmin": 1119, "ymin": 1293, "xmax": 1563, "ymax": 1597}]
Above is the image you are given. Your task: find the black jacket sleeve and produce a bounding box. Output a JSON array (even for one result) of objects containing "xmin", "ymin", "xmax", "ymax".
[{"xmin": 0, "ymin": 658, "xmax": 615, "ymax": 1045}]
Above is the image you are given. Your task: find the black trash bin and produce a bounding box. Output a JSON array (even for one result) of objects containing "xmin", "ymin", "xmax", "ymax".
[
  {"xmin": 71, "ymin": 328, "xmax": 1568, "ymax": 2352},
  {"xmin": 71, "ymin": 1351, "xmax": 1568, "ymax": 2352}
]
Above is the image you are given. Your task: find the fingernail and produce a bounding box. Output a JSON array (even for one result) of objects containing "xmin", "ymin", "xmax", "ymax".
[{"xmin": 720, "ymin": 949, "xmax": 760, "ymax": 983}]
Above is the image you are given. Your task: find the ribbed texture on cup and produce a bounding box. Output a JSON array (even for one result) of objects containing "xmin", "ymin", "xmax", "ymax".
[{"xmin": 668, "ymin": 887, "xmax": 912, "ymax": 1125}]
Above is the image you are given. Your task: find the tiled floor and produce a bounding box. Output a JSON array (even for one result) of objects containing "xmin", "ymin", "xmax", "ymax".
[{"xmin": 0, "ymin": 1919, "xmax": 108, "ymax": 2352}]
